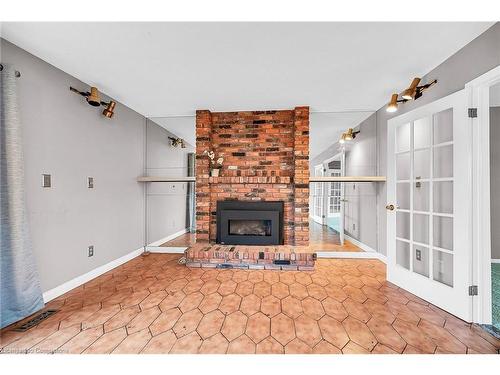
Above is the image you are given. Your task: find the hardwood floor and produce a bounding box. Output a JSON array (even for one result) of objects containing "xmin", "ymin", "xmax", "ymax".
[
  {"xmin": 1, "ymin": 253, "xmax": 499, "ymax": 354},
  {"xmin": 308, "ymin": 220, "xmax": 362, "ymax": 252},
  {"xmin": 161, "ymin": 232, "xmax": 196, "ymax": 247},
  {"xmin": 160, "ymin": 221, "xmax": 362, "ymax": 253}
]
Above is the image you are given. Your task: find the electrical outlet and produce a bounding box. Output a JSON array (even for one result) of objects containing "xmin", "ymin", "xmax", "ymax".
[
  {"xmin": 88, "ymin": 177, "xmax": 94, "ymax": 188},
  {"xmin": 88, "ymin": 245, "xmax": 94, "ymax": 257},
  {"xmin": 415, "ymin": 249, "xmax": 422, "ymax": 261}
]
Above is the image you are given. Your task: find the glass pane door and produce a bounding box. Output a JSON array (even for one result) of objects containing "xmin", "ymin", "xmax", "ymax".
[{"xmin": 394, "ymin": 109, "xmax": 454, "ymax": 286}]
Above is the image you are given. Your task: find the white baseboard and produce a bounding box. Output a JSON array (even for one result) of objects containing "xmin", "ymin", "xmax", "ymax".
[
  {"xmin": 344, "ymin": 234, "xmax": 377, "ymax": 253},
  {"xmin": 492, "ymin": 259, "xmax": 500, "ymax": 264},
  {"xmin": 146, "ymin": 228, "xmax": 189, "ymax": 247},
  {"xmin": 317, "ymin": 251, "xmax": 387, "ymax": 263},
  {"xmin": 147, "ymin": 246, "xmax": 187, "ymax": 254},
  {"xmin": 42, "ymin": 246, "xmax": 144, "ymax": 303}
]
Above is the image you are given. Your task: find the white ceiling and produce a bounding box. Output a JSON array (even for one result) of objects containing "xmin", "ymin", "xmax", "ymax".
[{"xmin": 1, "ymin": 22, "xmax": 494, "ymax": 156}]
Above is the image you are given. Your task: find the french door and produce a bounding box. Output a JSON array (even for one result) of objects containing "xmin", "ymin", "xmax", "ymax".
[
  {"xmin": 311, "ymin": 165, "xmax": 325, "ymax": 224},
  {"xmin": 387, "ymin": 90, "xmax": 473, "ymax": 321}
]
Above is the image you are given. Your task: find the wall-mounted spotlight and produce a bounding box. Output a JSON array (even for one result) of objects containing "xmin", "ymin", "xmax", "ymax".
[
  {"xmin": 386, "ymin": 77, "xmax": 437, "ymax": 113},
  {"xmin": 339, "ymin": 128, "xmax": 360, "ymax": 144},
  {"xmin": 70, "ymin": 86, "xmax": 117, "ymax": 118},
  {"xmin": 168, "ymin": 136, "xmax": 186, "ymax": 148}
]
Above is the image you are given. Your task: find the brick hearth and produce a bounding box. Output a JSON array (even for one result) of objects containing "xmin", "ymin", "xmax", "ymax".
[{"xmin": 195, "ymin": 107, "xmax": 310, "ymax": 246}]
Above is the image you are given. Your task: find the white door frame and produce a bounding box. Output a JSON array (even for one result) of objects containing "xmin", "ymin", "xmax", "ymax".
[
  {"xmin": 387, "ymin": 89, "xmax": 473, "ymax": 321},
  {"xmin": 465, "ymin": 64, "xmax": 500, "ymax": 324}
]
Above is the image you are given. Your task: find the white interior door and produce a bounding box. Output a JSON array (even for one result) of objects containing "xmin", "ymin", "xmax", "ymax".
[
  {"xmin": 340, "ymin": 151, "xmax": 345, "ymax": 245},
  {"xmin": 387, "ymin": 89, "xmax": 472, "ymax": 321},
  {"xmin": 311, "ymin": 165, "xmax": 325, "ymax": 224}
]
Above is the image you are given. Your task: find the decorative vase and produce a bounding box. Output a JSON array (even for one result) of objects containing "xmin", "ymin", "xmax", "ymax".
[{"xmin": 211, "ymin": 169, "xmax": 220, "ymax": 177}]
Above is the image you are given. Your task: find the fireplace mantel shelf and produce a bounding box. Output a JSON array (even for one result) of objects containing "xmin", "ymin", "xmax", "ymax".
[{"xmin": 137, "ymin": 176, "xmax": 386, "ymax": 183}]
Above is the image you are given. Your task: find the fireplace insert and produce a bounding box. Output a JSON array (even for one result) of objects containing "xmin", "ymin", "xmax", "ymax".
[{"xmin": 216, "ymin": 201, "xmax": 284, "ymax": 245}]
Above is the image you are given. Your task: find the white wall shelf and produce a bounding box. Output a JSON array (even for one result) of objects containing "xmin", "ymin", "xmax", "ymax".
[
  {"xmin": 309, "ymin": 176, "xmax": 386, "ymax": 182},
  {"xmin": 137, "ymin": 176, "xmax": 386, "ymax": 183},
  {"xmin": 137, "ymin": 176, "xmax": 196, "ymax": 182}
]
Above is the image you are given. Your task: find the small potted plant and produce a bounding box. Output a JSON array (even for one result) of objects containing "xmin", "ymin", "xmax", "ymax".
[{"xmin": 203, "ymin": 150, "xmax": 224, "ymax": 177}]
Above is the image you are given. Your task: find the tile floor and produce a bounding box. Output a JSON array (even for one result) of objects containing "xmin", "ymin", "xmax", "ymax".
[{"xmin": 1, "ymin": 254, "xmax": 499, "ymax": 354}]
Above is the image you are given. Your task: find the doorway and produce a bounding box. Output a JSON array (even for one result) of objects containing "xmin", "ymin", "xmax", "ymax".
[
  {"xmin": 386, "ymin": 89, "xmax": 473, "ymax": 321},
  {"xmin": 309, "ymin": 152, "xmax": 351, "ymax": 250},
  {"xmin": 466, "ymin": 65, "xmax": 500, "ymax": 329}
]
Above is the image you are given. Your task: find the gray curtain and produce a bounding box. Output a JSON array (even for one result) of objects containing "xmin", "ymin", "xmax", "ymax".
[{"xmin": 1, "ymin": 64, "xmax": 44, "ymax": 328}]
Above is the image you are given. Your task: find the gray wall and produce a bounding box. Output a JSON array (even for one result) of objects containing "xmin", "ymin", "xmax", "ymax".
[
  {"xmin": 343, "ymin": 114, "xmax": 378, "ymax": 250},
  {"xmin": 491, "ymin": 107, "xmax": 500, "ymax": 260},
  {"xmin": 376, "ymin": 23, "xmax": 500, "ymax": 255},
  {"xmin": 309, "ymin": 115, "xmax": 379, "ymax": 250},
  {"xmin": 1, "ymin": 39, "xmax": 146, "ymax": 292},
  {"xmin": 145, "ymin": 119, "xmax": 194, "ymax": 244},
  {"xmin": 1, "ymin": 39, "xmax": 189, "ymax": 294}
]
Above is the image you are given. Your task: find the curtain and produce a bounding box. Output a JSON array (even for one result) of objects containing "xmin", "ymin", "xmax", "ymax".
[{"xmin": 0, "ymin": 63, "xmax": 44, "ymax": 329}]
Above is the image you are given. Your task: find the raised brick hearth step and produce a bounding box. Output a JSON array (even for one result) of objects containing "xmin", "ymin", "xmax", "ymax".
[
  {"xmin": 207, "ymin": 176, "xmax": 292, "ymax": 184},
  {"xmin": 184, "ymin": 243, "xmax": 316, "ymax": 271}
]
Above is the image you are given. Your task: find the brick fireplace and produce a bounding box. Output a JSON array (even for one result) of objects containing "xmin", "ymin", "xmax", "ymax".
[{"xmin": 195, "ymin": 107, "xmax": 309, "ymax": 246}]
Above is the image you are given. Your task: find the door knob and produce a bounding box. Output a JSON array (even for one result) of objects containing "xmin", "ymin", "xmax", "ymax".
[{"xmin": 385, "ymin": 204, "xmax": 395, "ymax": 211}]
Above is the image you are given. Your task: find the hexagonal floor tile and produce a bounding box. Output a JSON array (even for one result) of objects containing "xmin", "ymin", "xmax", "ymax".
[
  {"xmin": 253, "ymin": 281, "xmax": 271, "ymax": 298},
  {"xmin": 221, "ymin": 311, "xmax": 247, "ymax": 342},
  {"xmin": 218, "ymin": 280, "xmax": 237, "ymax": 296},
  {"xmin": 318, "ymin": 315, "xmax": 349, "ymax": 349},
  {"xmin": 301, "ymin": 297, "xmax": 325, "ymax": 320},
  {"xmin": 200, "ymin": 279, "xmax": 220, "ymax": 295},
  {"xmin": 219, "ymin": 294, "xmax": 242, "ymax": 315},
  {"xmin": 256, "ymin": 336, "xmax": 284, "ymax": 354},
  {"xmin": 199, "ymin": 292, "xmax": 222, "ymax": 314},
  {"xmin": 307, "ymin": 284, "xmax": 327, "ymax": 301},
  {"xmin": 261, "ymin": 295, "xmax": 281, "ymax": 318},
  {"xmin": 198, "ymin": 333, "xmax": 229, "ymax": 354},
  {"xmin": 281, "ymin": 296, "xmax": 303, "ymax": 319},
  {"xmin": 159, "ymin": 291, "xmax": 186, "ymax": 312},
  {"xmin": 197, "ymin": 310, "xmax": 225, "ymax": 339},
  {"xmin": 246, "ymin": 312, "xmax": 270, "ymax": 343},
  {"xmin": 179, "ymin": 292, "xmax": 204, "ymax": 313},
  {"xmin": 271, "ymin": 313, "xmax": 295, "ymax": 346},
  {"xmin": 289, "ymin": 283, "xmax": 309, "ymax": 300},
  {"xmin": 170, "ymin": 331, "xmax": 203, "ymax": 354},
  {"xmin": 271, "ymin": 282, "xmax": 290, "ymax": 299},
  {"xmin": 294, "ymin": 314, "xmax": 322, "ymax": 347},
  {"xmin": 235, "ymin": 280, "xmax": 254, "ymax": 297},
  {"xmin": 240, "ymin": 294, "xmax": 261, "ymax": 316},
  {"xmin": 321, "ymin": 297, "xmax": 348, "ymax": 321},
  {"xmin": 285, "ymin": 338, "xmax": 312, "ymax": 354},
  {"xmin": 172, "ymin": 309, "xmax": 203, "ymax": 338},
  {"xmin": 149, "ymin": 308, "xmax": 182, "ymax": 336},
  {"xmin": 227, "ymin": 334, "xmax": 256, "ymax": 354}
]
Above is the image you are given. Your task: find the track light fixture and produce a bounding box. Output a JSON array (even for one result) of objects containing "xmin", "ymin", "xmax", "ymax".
[
  {"xmin": 386, "ymin": 77, "xmax": 437, "ymax": 113},
  {"xmin": 339, "ymin": 128, "xmax": 360, "ymax": 144},
  {"xmin": 70, "ymin": 86, "xmax": 117, "ymax": 118},
  {"xmin": 168, "ymin": 137, "xmax": 186, "ymax": 148}
]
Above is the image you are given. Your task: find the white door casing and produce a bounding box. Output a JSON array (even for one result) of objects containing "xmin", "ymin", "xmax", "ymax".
[
  {"xmin": 465, "ymin": 64, "xmax": 500, "ymax": 324},
  {"xmin": 387, "ymin": 89, "xmax": 473, "ymax": 321}
]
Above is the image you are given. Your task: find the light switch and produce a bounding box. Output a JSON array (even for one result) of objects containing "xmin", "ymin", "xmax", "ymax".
[
  {"xmin": 88, "ymin": 177, "xmax": 94, "ymax": 189},
  {"xmin": 42, "ymin": 174, "xmax": 51, "ymax": 188}
]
